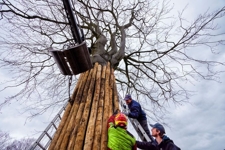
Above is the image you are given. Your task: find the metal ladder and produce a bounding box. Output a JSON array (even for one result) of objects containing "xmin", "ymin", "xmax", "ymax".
[
  {"xmin": 119, "ymin": 95, "xmax": 154, "ymax": 142},
  {"xmin": 29, "ymin": 102, "xmax": 68, "ymax": 150},
  {"xmin": 29, "ymin": 95, "xmax": 153, "ymax": 149}
]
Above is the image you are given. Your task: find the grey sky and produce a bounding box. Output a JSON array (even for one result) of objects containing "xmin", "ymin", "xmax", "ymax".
[
  {"xmin": 0, "ymin": 0, "xmax": 225, "ymax": 150},
  {"xmin": 165, "ymin": 72, "xmax": 225, "ymax": 150},
  {"xmin": 163, "ymin": 1, "xmax": 225, "ymax": 147}
]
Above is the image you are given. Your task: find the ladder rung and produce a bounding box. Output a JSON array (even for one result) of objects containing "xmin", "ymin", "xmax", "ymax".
[
  {"xmin": 44, "ymin": 131, "xmax": 53, "ymax": 140},
  {"xmin": 37, "ymin": 142, "xmax": 46, "ymax": 150}
]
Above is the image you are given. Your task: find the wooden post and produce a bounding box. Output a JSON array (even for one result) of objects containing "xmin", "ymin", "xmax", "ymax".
[
  {"xmin": 52, "ymin": 71, "xmax": 88, "ymax": 149},
  {"xmin": 48, "ymin": 73, "xmax": 84, "ymax": 150},
  {"xmin": 92, "ymin": 65, "xmax": 106, "ymax": 150},
  {"xmin": 83, "ymin": 64, "xmax": 102, "ymax": 150},
  {"xmin": 73, "ymin": 63, "xmax": 98, "ymax": 150},
  {"xmin": 112, "ymin": 69, "xmax": 119, "ymax": 112},
  {"xmin": 48, "ymin": 62, "xmax": 119, "ymax": 150},
  {"xmin": 48, "ymin": 102, "xmax": 72, "ymax": 150},
  {"xmin": 100, "ymin": 62, "xmax": 111, "ymax": 150},
  {"xmin": 109, "ymin": 67, "xmax": 114, "ymax": 115},
  {"xmin": 67, "ymin": 66, "xmax": 94, "ymax": 150}
]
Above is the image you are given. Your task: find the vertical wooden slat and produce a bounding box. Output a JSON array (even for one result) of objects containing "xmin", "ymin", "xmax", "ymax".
[
  {"xmin": 49, "ymin": 73, "xmax": 84, "ymax": 150},
  {"xmin": 109, "ymin": 67, "xmax": 114, "ymax": 115},
  {"xmin": 48, "ymin": 102, "xmax": 72, "ymax": 150},
  {"xmin": 49, "ymin": 62, "xmax": 120, "ymax": 150},
  {"xmin": 83, "ymin": 64, "xmax": 102, "ymax": 150},
  {"xmin": 112, "ymin": 68, "xmax": 119, "ymax": 111},
  {"xmin": 92, "ymin": 65, "xmax": 106, "ymax": 150},
  {"xmin": 73, "ymin": 63, "xmax": 98, "ymax": 150},
  {"xmin": 67, "ymin": 68, "xmax": 94, "ymax": 150},
  {"xmin": 53, "ymin": 71, "xmax": 88, "ymax": 150},
  {"xmin": 100, "ymin": 62, "xmax": 111, "ymax": 150}
]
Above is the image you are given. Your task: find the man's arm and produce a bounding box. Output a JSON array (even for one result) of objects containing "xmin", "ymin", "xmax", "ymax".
[
  {"xmin": 136, "ymin": 141, "xmax": 158, "ymax": 150},
  {"xmin": 128, "ymin": 106, "xmax": 140, "ymax": 118}
]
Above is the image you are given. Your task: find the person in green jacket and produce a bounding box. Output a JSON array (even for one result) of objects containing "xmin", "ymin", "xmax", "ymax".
[{"xmin": 107, "ymin": 112, "xmax": 137, "ymax": 150}]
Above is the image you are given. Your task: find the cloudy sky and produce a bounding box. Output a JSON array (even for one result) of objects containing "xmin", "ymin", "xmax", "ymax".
[{"xmin": 0, "ymin": 0, "xmax": 225, "ymax": 150}]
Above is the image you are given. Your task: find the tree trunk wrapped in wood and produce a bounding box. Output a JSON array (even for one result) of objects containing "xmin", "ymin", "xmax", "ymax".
[{"xmin": 48, "ymin": 62, "xmax": 120, "ymax": 150}]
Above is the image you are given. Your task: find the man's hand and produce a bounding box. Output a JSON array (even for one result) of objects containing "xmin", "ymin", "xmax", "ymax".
[{"xmin": 122, "ymin": 110, "xmax": 129, "ymax": 116}]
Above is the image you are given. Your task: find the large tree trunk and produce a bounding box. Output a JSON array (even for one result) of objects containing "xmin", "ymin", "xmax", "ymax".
[{"xmin": 48, "ymin": 62, "xmax": 119, "ymax": 150}]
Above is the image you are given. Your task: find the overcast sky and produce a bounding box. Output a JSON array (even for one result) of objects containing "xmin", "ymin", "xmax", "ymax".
[{"xmin": 0, "ymin": 0, "xmax": 225, "ymax": 150}]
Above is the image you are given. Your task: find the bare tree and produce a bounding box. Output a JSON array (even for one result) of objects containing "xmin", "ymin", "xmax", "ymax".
[
  {"xmin": 0, "ymin": 130, "xmax": 11, "ymax": 150},
  {"xmin": 5, "ymin": 138, "xmax": 35, "ymax": 150},
  {"xmin": 0, "ymin": 0, "xmax": 225, "ymax": 119}
]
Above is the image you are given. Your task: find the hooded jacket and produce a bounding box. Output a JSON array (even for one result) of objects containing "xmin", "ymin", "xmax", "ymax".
[
  {"xmin": 136, "ymin": 135, "xmax": 181, "ymax": 150},
  {"xmin": 127, "ymin": 100, "xmax": 147, "ymax": 121},
  {"xmin": 107, "ymin": 115, "xmax": 137, "ymax": 150}
]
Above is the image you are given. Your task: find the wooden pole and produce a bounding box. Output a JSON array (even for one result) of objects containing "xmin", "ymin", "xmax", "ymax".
[
  {"xmin": 92, "ymin": 65, "xmax": 106, "ymax": 150},
  {"xmin": 48, "ymin": 102, "xmax": 72, "ymax": 150},
  {"xmin": 48, "ymin": 62, "xmax": 119, "ymax": 150},
  {"xmin": 83, "ymin": 64, "xmax": 102, "ymax": 150},
  {"xmin": 53, "ymin": 71, "xmax": 88, "ymax": 149},
  {"xmin": 112, "ymin": 69, "xmax": 119, "ymax": 112},
  {"xmin": 100, "ymin": 62, "xmax": 111, "ymax": 150},
  {"xmin": 48, "ymin": 73, "xmax": 84, "ymax": 150},
  {"xmin": 67, "ymin": 67, "xmax": 94, "ymax": 150},
  {"xmin": 73, "ymin": 63, "xmax": 98, "ymax": 150}
]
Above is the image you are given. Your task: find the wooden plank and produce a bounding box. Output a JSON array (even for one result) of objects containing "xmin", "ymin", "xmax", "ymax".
[
  {"xmin": 48, "ymin": 73, "xmax": 84, "ymax": 150},
  {"xmin": 100, "ymin": 62, "xmax": 111, "ymax": 150},
  {"xmin": 59, "ymin": 71, "xmax": 89, "ymax": 149},
  {"xmin": 92, "ymin": 65, "xmax": 106, "ymax": 150},
  {"xmin": 47, "ymin": 102, "xmax": 72, "ymax": 150},
  {"xmin": 73, "ymin": 63, "xmax": 98, "ymax": 150},
  {"xmin": 112, "ymin": 68, "xmax": 119, "ymax": 112},
  {"xmin": 109, "ymin": 67, "xmax": 114, "ymax": 115},
  {"xmin": 67, "ymin": 67, "xmax": 94, "ymax": 150},
  {"xmin": 83, "ymin": 64, "xmax": 102, "ymax": 150}
]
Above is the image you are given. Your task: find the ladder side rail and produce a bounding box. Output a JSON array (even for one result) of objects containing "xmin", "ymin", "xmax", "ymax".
[
  {"xmin": 29, "ymin": 102, "xmax": 68, "ymax": 150},
  {"xmin": 128, "ymin": 118, "xmax": 145, "ymax": 141},
  {"xmin": 132, "ymin": 119, "xmax": 151, "ymax": 142},
  {"xmin": 37, "ymin": 142, "xmax": 46, "ymax": 150},
  {"xmin": 44, "ymin": 139, "xmax": 52, "ymax": 149}
]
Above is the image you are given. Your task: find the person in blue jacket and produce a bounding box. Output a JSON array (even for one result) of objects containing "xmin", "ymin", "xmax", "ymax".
[
  {"xmin": 123, "ymin": 94, "xmax": 152, "ymax": 141},
  {"xmin": 136, "ymin": 123, "xmax": 181, "ymax": 150}
]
